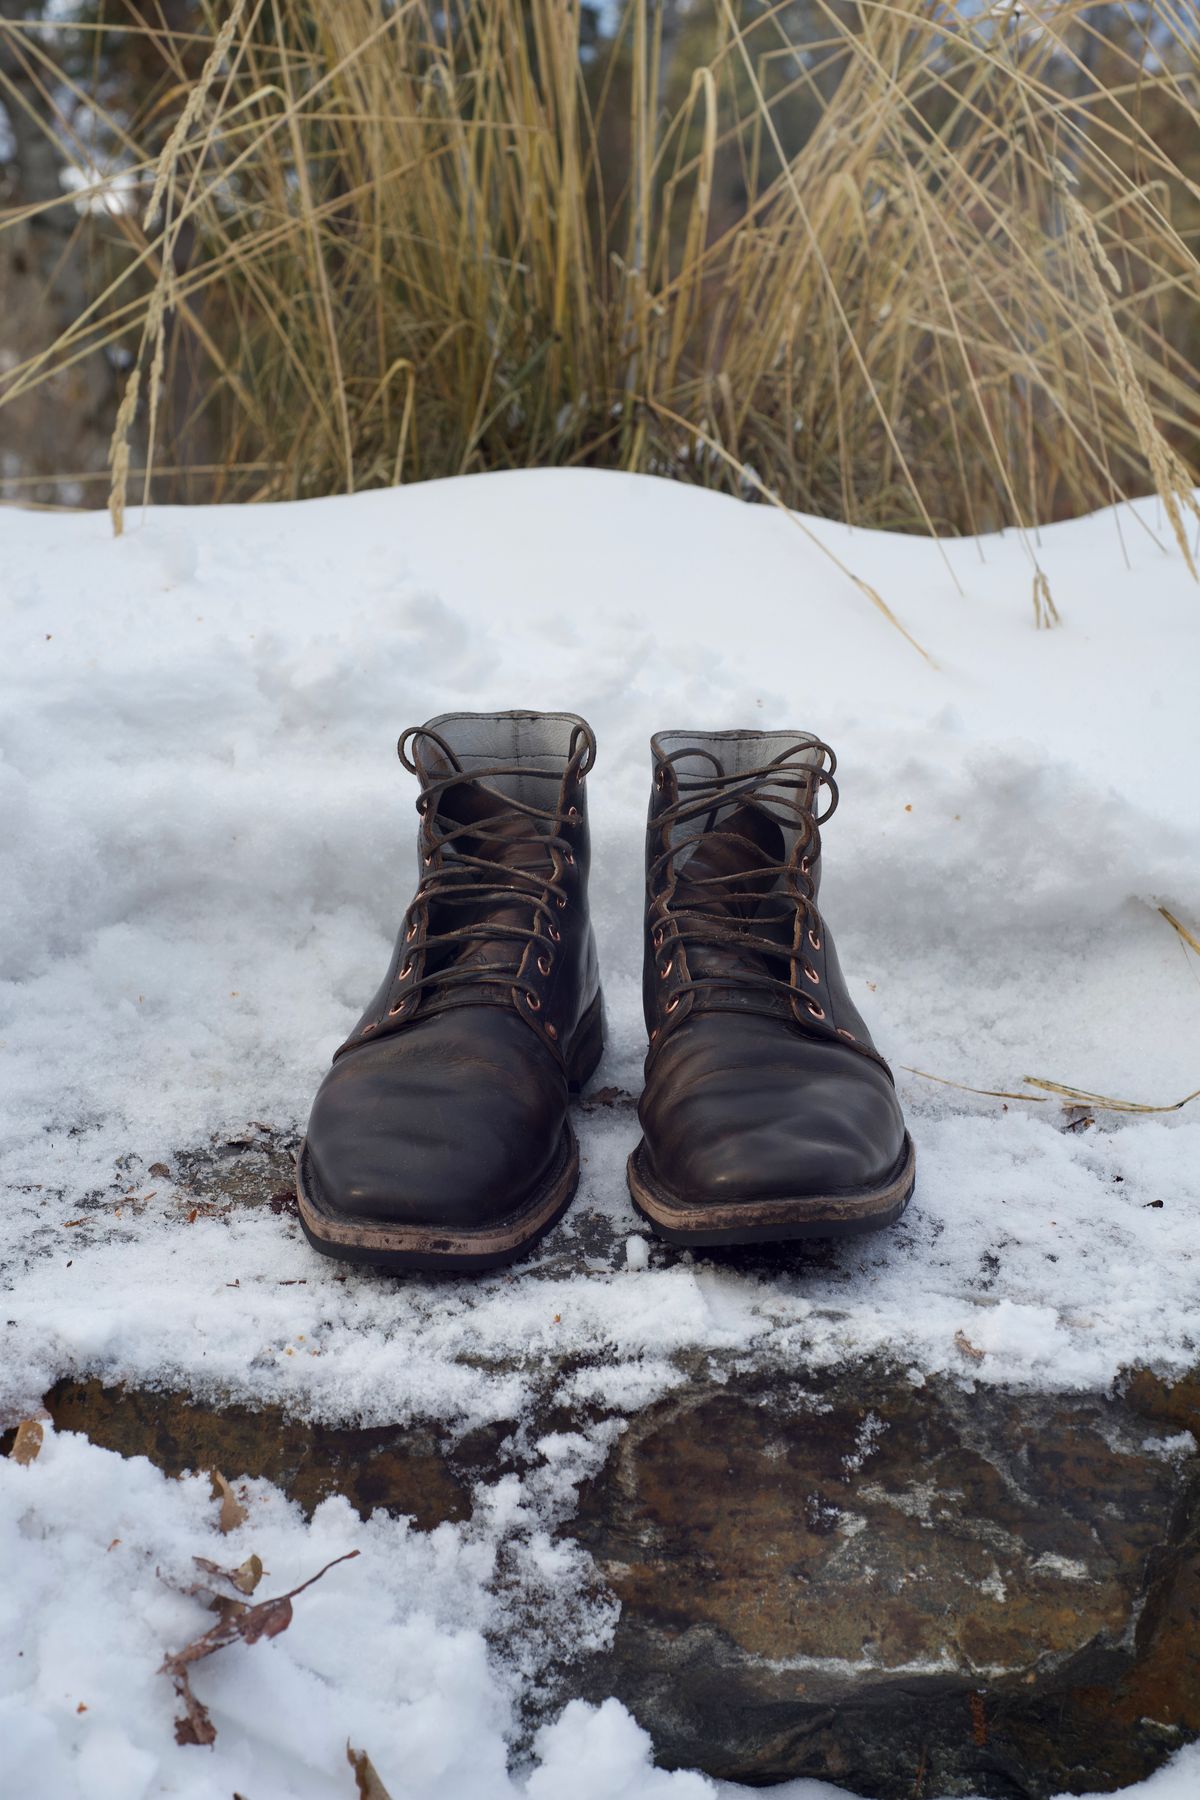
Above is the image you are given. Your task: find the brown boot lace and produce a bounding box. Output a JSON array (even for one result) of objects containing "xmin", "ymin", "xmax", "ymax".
[
  {"xmin": 649, "ymin": 738, "xmax": 839, "ymax": 1022},
  {"xmin": 381, "ymin": 721, "xmax": 596, "ymax": 1022}
]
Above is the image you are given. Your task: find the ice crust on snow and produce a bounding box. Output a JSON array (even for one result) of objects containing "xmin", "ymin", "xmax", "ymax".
[
  {"xmin": 2, "ymin": 470, "xmax": 1198, "ymax": 1424},
  {"xmin": 2, "ymin": 471, "xmax": 1199, "ymax": 1798}
]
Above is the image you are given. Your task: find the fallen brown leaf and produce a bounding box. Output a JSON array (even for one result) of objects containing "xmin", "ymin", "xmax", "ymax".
[
  {"xmin": 10, "ymin": 1417, "xmax": 46, "ymax": 1465},
  {"xmin": 348, "ymin": 1742, "xmax": 395, "ymax": 1800},
  {"xmin": 193, "ymin": 1553, "xmax": 264, "ymax": 1597},
  {"xmin": 149, "ymin": 1162, "xmax": 171, "ymax": 1178},
  {"xmin": 210, "ymin": 1471, "xmax": 248, "ymax": 1534},
  {"xmin": 955, "ymin": 1329, "xmax": 986, "ymax": 1364},
  {"xmin": 162, "ymin": 1550, "xmax": 359, "ymax": 1746},
  {"xmin": 578, "ymin": 1085, "xmax": 633, "ymax": 1111},
  {"xmin": 231, "ymin": 1553, "xmax": 264, "ymax": 1594}
]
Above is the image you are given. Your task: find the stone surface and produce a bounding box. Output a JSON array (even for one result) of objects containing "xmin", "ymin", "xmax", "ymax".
[
  {"xmin": 41, "ymin": 1376, "xmax": 512, "ymax": 1530},
  {"xmin": 568, "ymin": 1364, "xmax": 1200, "ymax": 1798},
  {"xmin": 25, "ymin": 1358, "xmax": 1200, "ymax": 1799}
]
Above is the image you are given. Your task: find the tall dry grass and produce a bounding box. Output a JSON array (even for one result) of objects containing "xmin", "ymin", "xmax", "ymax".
[{"xmin": 2, "ymin": 0, "xmax": 1199, "ymax": 584}]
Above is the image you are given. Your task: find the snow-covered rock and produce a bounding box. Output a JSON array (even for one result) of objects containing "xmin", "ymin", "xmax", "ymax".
[{"xmin": 2, "ymin": 471, "xmax": 1199, "ymax": 1797}]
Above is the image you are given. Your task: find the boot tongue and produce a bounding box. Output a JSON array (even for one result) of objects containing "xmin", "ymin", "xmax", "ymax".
[
  {"xmin": 440, "ymin": 777, "xmax": 552, "ymax": 872},
  {"xmin": 433, "ymin": 776, "xmax": 555, "ymax": 976},
  {"xmin": 675, "ymin": 801, "xmax": 784, "ymax": 907},
  {"xmin": 673, "ymin": 801, "xmax": 790, "ymax": 979}
]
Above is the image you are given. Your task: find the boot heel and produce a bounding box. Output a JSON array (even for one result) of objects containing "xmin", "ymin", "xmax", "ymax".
[{"xmin": 566, "ymin": 990, "xmax": 605, "ymax": 1091}]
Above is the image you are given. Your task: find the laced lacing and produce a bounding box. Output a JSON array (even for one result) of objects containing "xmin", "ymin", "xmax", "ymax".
[
  {"xmin": 649, "ymin": 739, "xmax": 840, "ymax": 1022},
  {"xmin": 380, "ymin": 721, "xmax": 596, "ymax": 1022}
]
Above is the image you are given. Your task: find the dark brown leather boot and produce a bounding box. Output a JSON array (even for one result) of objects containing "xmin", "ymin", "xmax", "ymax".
[
  {"xmin": 627, "ymin": 730, "xmax": 914, "ymax": 1245},
  {"xmin": 298, "ymin": 711, "xmax": 603, "ymax": 1270}
]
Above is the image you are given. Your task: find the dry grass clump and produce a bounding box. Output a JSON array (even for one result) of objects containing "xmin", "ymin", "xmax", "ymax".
[{"xmin": 1, "ymin": 0, "xmax": 1198, "ymax": 555}]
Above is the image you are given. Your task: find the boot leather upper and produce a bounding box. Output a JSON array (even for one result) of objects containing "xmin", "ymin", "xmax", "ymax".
[
  {"xmin": 638, "ymin": 730, "xmax": 907, "ymax": 1205},
  {"xmin": 304, "ymin": 711, "xmax": 599, "ymax": 1228}
]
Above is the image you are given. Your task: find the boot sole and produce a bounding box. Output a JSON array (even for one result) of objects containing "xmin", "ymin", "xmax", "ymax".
[
  {"xmin": 295, "ymin": 990, "xmax": 604, "ymax": 1273},
  {"xmin": 626, "ymin": 1131, "xmax": 916, "ymax": 1247}
]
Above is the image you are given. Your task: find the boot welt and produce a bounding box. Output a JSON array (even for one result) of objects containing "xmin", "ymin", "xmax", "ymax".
[
  {"xmin": 295, "ymin": 1123, "xmax": 580, "ymax": 1273},
  {"xmin": 626, "ymin": 1133, "xmax": 916, "ymax": 1246}
]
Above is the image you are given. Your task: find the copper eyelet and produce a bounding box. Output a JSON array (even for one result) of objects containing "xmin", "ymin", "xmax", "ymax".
[
  {"xmin": 526, "ymin": 993, "xmax": 541, "ymax": 1012},
  {"xmin": 423, "ymin": 853, "xmax": 432, "ymax": 867},
  {"xmin": 537, "ymin": 953, "xmax": 552, "ymax": 976},
  {"xmin": 803, "ymin": 962, "xmax": 819, "ymax": 985},
  {"xmin": 400, "ymin": 961, "xmax": 413, "ymax": 980},
  {"xmin": 665, "ymin": 995, "xmax": 680, "ymax": 1014},
  {"xmin": 567, "ymin": 806, "xmax": 581, "ymax": 823},
  {"xmin": 806, "ymin": 1000, "xmax": 825, "ymax": 1020},
  {"xmin": 655, "ymin": 768, "xmax": 666, "ymax": 791},
  {"xmin": 800, "ymin": 856, "xmax": 810, "ymax": 874},
  {"xmin": 388, "ymin": 999, "xmax": 407, "ymax": 1017},
  {"xmin": 650, "ymin": 1027, "xmax": 659, "ymax": 1042},
  {"xmin": 548, "ymin": 923, "xmax": 561, "ymax": 943},
  {"xmin": 555, "ymin": 895, "xmax": 567, "ymax": 910},
  {"xmin": 564, "ymin": 851, "xmax": 575, "ymax": 867},
  {"xmin": 361, "ymin": 1022, "xmax": 377, "ymax": 1034},
  {"xmin": 659, "ymin": 958, "xmax": 673, "ymax": 980},
  {"xmin": 837, "ymin": 1027, "xmax": 855, "ymax": 1041},
  {"xmin": 652, "ymin": 926, "xmax": 665, "ymax": 950},
  {"xmin": 545, "ymin": 1021, "xmax": 558, "ymax": 1040},
  {"xmin": 406, "ymin": 923, "xmax": 418, "ymax": 942},
  {"xmin": 808, "ymin": 929, "xmax": 821, "ymax": 951}
]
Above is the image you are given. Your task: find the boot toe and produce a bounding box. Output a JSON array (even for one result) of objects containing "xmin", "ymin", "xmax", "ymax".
[
  {"xmin": 641, "ymin": 1014, "xmax": 906, "ymax": 1206},
  {"xmin": 304, "ymin": 1011, "xmax": 565, "ymax": 1229}
]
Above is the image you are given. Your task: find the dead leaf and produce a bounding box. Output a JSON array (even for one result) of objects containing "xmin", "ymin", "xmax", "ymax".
[
  {"xmin": 348, "ymin": 1742, "xmax": 396, "ymax": 1800},
  {"xmin": 578, "ymin": 1085, "xmax": 633, "ymax": 1112},
  {"xmin": 10, "ymin": 1417, "xmax": 46, "ymax": 1465},
  {"xmin": 954, "ymin": 1329, "xmax": 985, "ymax": 1364},
  {"xmin": 210, "ymin": 1471, "xmax": 248, "ymax": 1534},
  {"xmin": 161, "ymin": 1550, "xmax": 359, "ymax": 1747},
  {"xmin": 171, "ymin": 1678, "xmax": 216, "ymax": 1747},
  {"xmin": 232, "ymin": 1553, "xmax": 263, "ymax": 1593},
  {"xmin": 149, "ymin": 1162, "xmax": 171, "ymax": 1178},
  {"xmin": 193, "ymin": 1553, "xmax": 264, "ymax": 1596}
]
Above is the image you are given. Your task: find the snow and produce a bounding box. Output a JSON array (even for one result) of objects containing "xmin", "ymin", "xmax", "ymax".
[{"xmin": 2, "ymin": 469, "xmax": 1199, "ymax": 1796}]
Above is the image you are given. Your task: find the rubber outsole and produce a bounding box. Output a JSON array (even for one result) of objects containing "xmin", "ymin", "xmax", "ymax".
[
  {"xmin": 295, "ymin": 990, "xmax": 604, "ymax": 1273},
  {"xmin": 626, "ymin": 1132, "xmax": 917, "ymax": 1247}
]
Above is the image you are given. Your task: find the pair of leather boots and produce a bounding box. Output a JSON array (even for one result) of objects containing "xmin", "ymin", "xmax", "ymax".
[{"xmin": 297, "ymin": 711, "xmax": 915, "ymax": 1271}]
